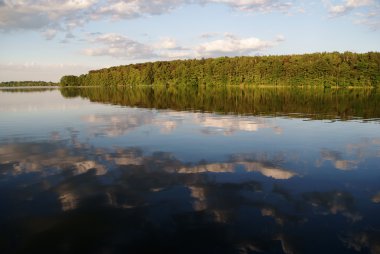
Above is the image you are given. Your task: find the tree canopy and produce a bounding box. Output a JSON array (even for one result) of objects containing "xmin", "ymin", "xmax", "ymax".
[
  {"xmin": 0, "ymin": 81, "xmax": 58, "ymax": 87},
  {"xmin": 60, "ymin": 52, "xmax": 380, "ymax": 87}
]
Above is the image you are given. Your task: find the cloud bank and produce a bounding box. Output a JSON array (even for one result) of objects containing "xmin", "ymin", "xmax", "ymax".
[
  {"xmin": 0, "ymin": 0, "xmax": 295, "ymax": 34},
  {"xmin": 0, "ymin": 0, "xmax": 378, "ymax": 41},
  {"xmin": 84, "ymin": 32, "xmax": 283, "ymax": 59},
  {"xmin": 327, "ymin": 0, "xmax": 380, "ymax": 30}
]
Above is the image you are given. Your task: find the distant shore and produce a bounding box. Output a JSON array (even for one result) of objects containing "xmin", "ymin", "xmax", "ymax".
[
  {"xmin": 60, "ymin": 52, "xmax": 380, "ymax": 87},
  {"xmin": 0, "ymin": 81, "xmax": 58, "ymax": 87}
]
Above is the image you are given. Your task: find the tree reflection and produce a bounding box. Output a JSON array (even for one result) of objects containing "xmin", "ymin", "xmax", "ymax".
[{"xmin": 60, "ymin": 86, "xmax": 380, "ymax": 121}]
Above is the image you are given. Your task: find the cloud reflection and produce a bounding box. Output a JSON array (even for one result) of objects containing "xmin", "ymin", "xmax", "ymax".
[
  {"xmin": 1, "ymin": 129, "xmax": 379, "ymax": 254},
  {"xmin": 372, "ymin": 192, "xmax": 380, "ymax": 203},
  {"xmin": 194, "ymin": 114, "xmax": 283, "ymax": 136},
  {"xmin": 59, "ymin": 192, "xmax": 78, "ymax": 211},
  {"xmin": 317, "ymin": 138, "xmax": 380, "ymax": 171},
  {"xmin": 178, "ymin": 160, "xmax": 296, "ymax": 180},
  {"xmin": 82, "ymin": 112, "xmax": 155, "ymax": 137},
  {"xmin": 317, "ymin": 149, "xmax": 358, "ymax": 170},
  {"xmin": 342, "ymin": 231, "xmax": 380, "ymax": 254},
  {"xmin": 303, "ymin": 191, "xmax": 362, "ymax": 222},
  {"xmin": 81, "ymin": 110, "xmax": 283, "ymax": 138}
]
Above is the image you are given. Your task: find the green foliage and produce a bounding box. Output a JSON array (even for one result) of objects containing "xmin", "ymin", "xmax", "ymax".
[
  {"xmin": 60, "ymin": 75, "xmax": 80, "ymax": 86},
  {"xmin": 59, "ymin": 52, "xmax": 380, "ymax": 87},
  {"xmin": 60, "ymin": 86, "xmax": 380, "ymax": 121},
  {"xmin": 0, "ymin": 88, "xmax": 56, "ymax": 93},
  {"xmin": 0, "ymin": 81, "xmax": 57, "ymax": 87}
]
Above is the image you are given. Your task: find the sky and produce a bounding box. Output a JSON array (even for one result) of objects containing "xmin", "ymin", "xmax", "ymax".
[{"xmin": 0, "ymin": 0, "xmax": 380, "ymax": 82}]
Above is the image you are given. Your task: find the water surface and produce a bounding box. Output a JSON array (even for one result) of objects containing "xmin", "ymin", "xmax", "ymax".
[{"xmin": 0, "ymin": 87, "xmax": 379, "ymax": 254}]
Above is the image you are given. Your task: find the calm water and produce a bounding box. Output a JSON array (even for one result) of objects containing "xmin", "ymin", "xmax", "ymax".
[{"xmin": 0, "ymin": 87, "xmax": 380, "ymax": 254}]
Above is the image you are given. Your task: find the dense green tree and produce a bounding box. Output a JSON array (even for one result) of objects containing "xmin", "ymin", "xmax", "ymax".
[
  {"xmin": 0, "ymin": 81, "xmax": 57, "ymax": 87},
  {"xmin": 59, "ymin": 52, "xmax": 380, "ymax": 87},
  {"xmin": 60, "ymin": 75, "xmax": 80, "ymax": 86}
]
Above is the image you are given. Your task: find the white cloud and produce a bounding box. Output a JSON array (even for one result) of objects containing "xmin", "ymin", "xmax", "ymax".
[
  {"xmin": 326, "ymin": 0, "xmax": 380, "ymax": 29},
  {"xmin": 84, "ymin": 33, "xmax": 157, "ymax": 59},
  {"xmin": 95, "ymin": 0, "xmax": 144, "ymax": 19},
  {"xmin": 43, "ymin": 28, "xmax": 58, "ymax": 40},
  {"xmin": 275, "ymin": 34, "xmax": 286, "ymax": 42},
  {"xmin": 158, "ymin": 50, "xmax": 194, "ymax": 59},
  {"xmin": 353, "ymin": 6, "xmax": 380, "ymax": 30},
  {"xmin": 329, "ymin": 4, "xmax": 348, "ymax": 15},
  {"xmin": 154, "ymin": 37, "xmax": 182, "ymax": 50},
  {"xmin": 200, "ymin": 32, "xmax": 220, "ymax": 39},
  {"xmin": 153, "ymin": 37, "xmax": 193, "ymax": 59},
  {"xmin": 0, "ymin": 0, "xmax": 95, "ymax": 34},
  {"xmin": 196, "ymin": 35, "xmax": 278, "ymax": 57},
  {"xmin": 94, "ymin": 0, "xmax": 295, "ymax": 20},
  {"xmin": 328, "ymin": 0, "xmax": 374, "ymax": 15},
  {"xmin": 208, "ymin": 0, "xmax": 293, "ymax": 12},
  {"xmin": 84, "ymin": 32, "xmax": 282, "ymax": 60},
  {"xmin": 0, "ymin": 0, "xmax": 295, "ymax": 37},
  {"xmin": 94, "ymin": 0, "xmax": 189, "ymax": 20}
]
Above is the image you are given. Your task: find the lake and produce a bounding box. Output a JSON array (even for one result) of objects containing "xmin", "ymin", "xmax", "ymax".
[{"xmin": 1, "ymin": 86, "xmax": 380, "ymax": 254}]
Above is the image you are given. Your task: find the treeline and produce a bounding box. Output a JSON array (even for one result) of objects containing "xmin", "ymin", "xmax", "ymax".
[
  {"xmin": 60, "ymin": 52, "xmax": 380, "ymax": 87},
  {"xmin": 0, "ymin": 88, "xmax": 56, "ymax": 93},
  {"xmin": 60, "ymin": 86, "xmax": 380, "ymax": 121},
  {"xmin": 0, "ymin": 81, "xmax": 58, "ymax": 87}
]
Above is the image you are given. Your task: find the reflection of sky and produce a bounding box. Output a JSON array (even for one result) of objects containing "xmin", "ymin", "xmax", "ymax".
[
  {"xmin": 1, "ymin": 90, "xmax": 380, "ymax": 174},
  {"xmin": 0, "ymin": 90, "xmax": 89, "ymax": 112},
  {"xmin": 1, "ymin": 90, "xmax": 380, "ymax": 253}
]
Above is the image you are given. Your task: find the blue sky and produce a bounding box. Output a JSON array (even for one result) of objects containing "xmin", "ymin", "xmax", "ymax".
[{"xmin": 1, "ymin": 0, "xmax": 380, "ymax": 82}]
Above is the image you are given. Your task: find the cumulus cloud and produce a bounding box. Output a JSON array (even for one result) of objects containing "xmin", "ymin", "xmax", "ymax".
[
  {"xmin": 43, "ymin": 28, "xmax": 58, "ymax": 40},
  {"xmin": 0, "ymin": 0, "xmax": 295, "ymax": 37},
  {"xmin": 328, "ymin": 0, "xmax": 374, "ymax": 16},
  {"xmin": 208, "ymin": 0, "xmax": 293, "ymax": 12},
  {"xmin": 353, "ymin": 6, "xmax": 380, "ymax": 30},
  {"xmin": 94, "ymin": 0, "xmax": 189, "ymax": 20},
  {"xmin": 0, "ymin": 0, "xmax": 95, "ymax": 35},
  {"xmin": 92, "ymin": 0, "xmax": 296, "ymax": 20},
  {"xmin": 196, "ymin": 34, "xmax": 277, "ymax": 57},
  {"xmin": 84, "ymin": 32, "xmax": 282, "ymax": 60},
  {"xmin": 152, "ymin": 37, "xmax": 194, "ymax": 58},
  {"xmin": 154, "ymin": 37, "xmax": 186, "ymax": 50},
  {"xmin": 200, "ymin": 32, "xmax": 220, "ymax": 39},
  {"xmin": 2, "ymin": 0, "xmax": 378, "ymax": 40},
  {"xmin": 326, "ymin": 0, "xmax": 380, "ymax": 29},
  {"xmin": 84, "ymin": 33, "xmax": 157, "ymax": 59}
]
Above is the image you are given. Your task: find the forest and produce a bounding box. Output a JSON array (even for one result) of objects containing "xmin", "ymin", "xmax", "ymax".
[
  {"xmin": 60, "ymin": 52, "xmax": 380, "ymax": 87},
  {"xmin": 0, "ymin": 81, "xmax": 58, "ymax": 87},
  {"xmin": 60, "ymin": 86, "xmax": 380, "ymax": 120}
]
